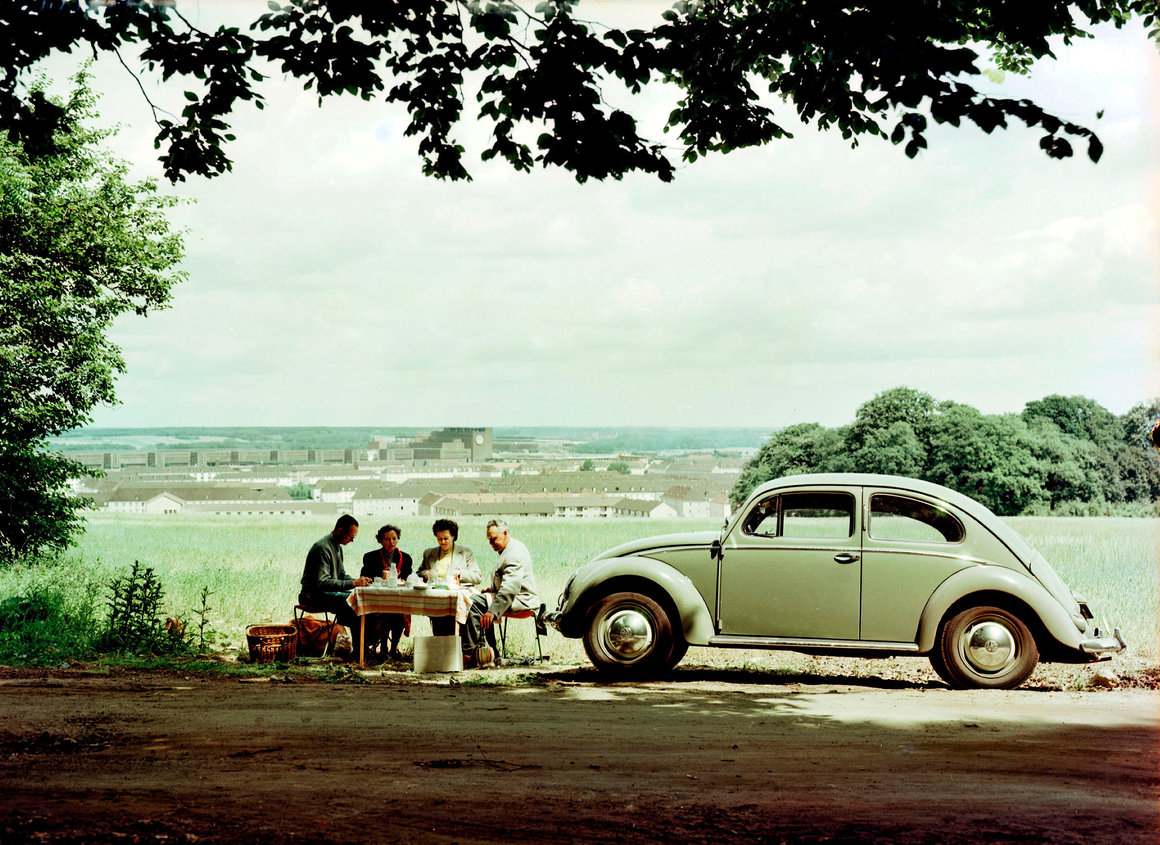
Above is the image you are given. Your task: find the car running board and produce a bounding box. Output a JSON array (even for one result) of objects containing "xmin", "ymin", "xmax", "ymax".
[{"xmin": 708, "ymin": 635, "xmax": 921, "ymax": 652}]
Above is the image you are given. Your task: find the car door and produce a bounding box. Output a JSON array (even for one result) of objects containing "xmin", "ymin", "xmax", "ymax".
[
  {"xmin": 718, "ymin": 486, "xmax": 862, "ymax": 640},
  {"xmin": 858, "ymin": 487, "xmax": 973, "ymax": 643}
]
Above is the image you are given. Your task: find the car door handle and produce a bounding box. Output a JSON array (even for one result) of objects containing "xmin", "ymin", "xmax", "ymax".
[{"xmin": 833, "ymin": 553, "xmax": 860, "ymax": 564}]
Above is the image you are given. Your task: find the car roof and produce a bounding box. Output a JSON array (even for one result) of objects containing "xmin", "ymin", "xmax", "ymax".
[{"xmin": 749, "ymin": 473, "xmax": 1035, "ymax": 562}]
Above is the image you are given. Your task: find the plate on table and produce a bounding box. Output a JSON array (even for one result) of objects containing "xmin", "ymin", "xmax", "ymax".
[{"xmin": 410, "ymin": 583, "xmax": 428, "ymax": 591}]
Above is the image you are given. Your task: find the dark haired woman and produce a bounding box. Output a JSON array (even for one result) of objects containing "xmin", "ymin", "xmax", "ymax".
[
  {"xmin": 360, "ymin": 524, "xmax": 413, "ymax": 659},
  {"xmin": 419, "ymin": 518, "xmax": 481, "ymax": 638}
]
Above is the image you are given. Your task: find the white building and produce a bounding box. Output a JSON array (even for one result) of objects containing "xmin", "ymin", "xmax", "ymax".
[{"xmin": 613, "ymin": 499, "xmax": 678, "ymax": 518}]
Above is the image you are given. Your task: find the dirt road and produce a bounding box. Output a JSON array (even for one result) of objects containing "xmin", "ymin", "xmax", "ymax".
[{"xmin": 1, "ymin": 668, "xmax": 1156, "ymax": 843}]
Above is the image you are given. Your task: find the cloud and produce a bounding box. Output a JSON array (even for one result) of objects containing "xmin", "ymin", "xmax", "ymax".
[
  {"xmin": 610, "ymin": 278, "xmax": 662, "ymax": 312},
  {"xmin": 29, "ymin": 11, "xmax": 1157, "ymax": 428}
]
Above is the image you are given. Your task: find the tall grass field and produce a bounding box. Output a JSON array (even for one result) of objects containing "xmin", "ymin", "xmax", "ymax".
[{"xmin": 4, "ymin": 514, "xmax": 1156, "ymax": 664}]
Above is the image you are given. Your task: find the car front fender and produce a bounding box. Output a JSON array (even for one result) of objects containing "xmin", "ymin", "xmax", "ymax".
[
  {"xmin": 916, "ymin": 564, "xmax": 1085, "ymax": 654},
  {"xmin": 556, "ymin": 555, "xmax": 715, "ymax": 644}
]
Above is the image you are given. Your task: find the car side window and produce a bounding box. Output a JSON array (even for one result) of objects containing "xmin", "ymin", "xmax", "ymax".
[
  {"xmin": 741, "ymin": 496, "xmax": 779, "ymax": 537},
  {"xmin": 781, "ymin": 492, "xmax": 855, "ymax": 539},
  {"xmin": 869, "ymin": 494, "xmax": 964, "ymax": 543}
]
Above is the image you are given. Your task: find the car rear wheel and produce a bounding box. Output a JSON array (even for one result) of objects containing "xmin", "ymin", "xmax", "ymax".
[
  {"xmin": 937, "ymin": 605, "xmax": 1039, "ymax": 689},
  {"xmin": 583, "ymin": 591, "xmax": 675, "ymax": 677}
]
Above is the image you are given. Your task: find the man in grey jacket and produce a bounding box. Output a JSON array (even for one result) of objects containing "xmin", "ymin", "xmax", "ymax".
[
  {"xmin": 481, "ymin": 519, "xmax": 540, "ymax": 626},
  {"xmin": 299, "ymin": 514, "xmax": 371, "ymax": 655},
  {"xmin": 462, "ymin": 519, "xmax": 540, "ymax": 665}
]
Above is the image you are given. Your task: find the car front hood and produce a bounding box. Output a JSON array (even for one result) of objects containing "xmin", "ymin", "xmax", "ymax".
[{"xmin": 593, "ymin": 530, "xmax": 719, "ymax": 561}]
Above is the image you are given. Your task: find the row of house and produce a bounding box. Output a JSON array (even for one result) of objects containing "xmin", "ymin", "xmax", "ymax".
[
  {"xmin": 70, "ymin": 443, "xmax": 744, "ymax": 519},
  {"xmin": 428, "ymin": 494, "xmax": 690, "ymax": 519},
  {"xmin": 84, "ymin": 475, "xmax": 732, "ymax": 519}
]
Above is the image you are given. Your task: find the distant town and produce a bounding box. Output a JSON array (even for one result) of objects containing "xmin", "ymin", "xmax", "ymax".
[{"xmin": 61, "ymin": 426, "xmax": 767, "ymax": 520}]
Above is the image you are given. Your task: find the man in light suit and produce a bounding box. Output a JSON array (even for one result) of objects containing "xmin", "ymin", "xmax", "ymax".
[
  {"xmin": 461, "ymin": 518, "xmax": 540, "ymax": 666},
  {"xmin": 420, "ymin": 519, "xmax": 481, "ymax": 639},
  {"xmin": 480, "ymin": 518, "xmax": 540, "ymax": 627}
]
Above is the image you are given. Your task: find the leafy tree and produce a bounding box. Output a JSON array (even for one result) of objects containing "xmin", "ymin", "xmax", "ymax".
[
  {"xmin": 1022, "ymin": 394, "xmax": 1120, "ymax": 450},
  {"xmin": 607, "ymin": 461, "xmax": 632, "ymax": 475},
  {"xmin": 2, "ymin": 1, "xmax": 1156, "ymax": 183},
  {"xmin": 926, "ymin": 404, "xmax": 1043, "ymax": 515},
  {"xmin": 731, "ymin": 422, "xmax": 846, "ymax": 507},
  {"xmin": 1115, "ymin": 441, "xmax": 1160, "ymax": 503},
  {"xmin": 847, "ymin": 386, "xmax": 936, "ymax": 453},
  {"xmin": 1118, "ymin": 399, "xmax": 1160, "ymax": 448},
  {"xmin": 1023, "ymin": 416, "xmax": 1103, "ymax": 505},
  {"xmin": 734, "ymin": 390, "xmax": 1160, "ymax": 515},
  {"xmin": 0, "ymin": 72, "xmax": 186, "ymax": 562},
  {"xmin": 1117, "ymin": 399, "xmax": 1160, "ymax": 501},
  {"xmin": 579, "ymin": 459, "xmax": 595, "ymax": 472},
  {"xmin": 851, "ymin": 421, "xmax": 927, "ymax": 478}
]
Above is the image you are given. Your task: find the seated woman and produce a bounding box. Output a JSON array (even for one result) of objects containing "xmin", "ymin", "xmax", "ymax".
[
  {"xmin": 360, "ymin": 524, "xmax": 413, "ymax": 659},
  {"xmin": 418, "ymin": 519, "xmax": 481, "ymax": 640}
]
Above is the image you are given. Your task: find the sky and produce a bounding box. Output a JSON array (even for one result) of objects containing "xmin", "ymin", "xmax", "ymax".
[{"xmin": 35, "ymin": 1, "xmax": 1160, "ymax": 431}]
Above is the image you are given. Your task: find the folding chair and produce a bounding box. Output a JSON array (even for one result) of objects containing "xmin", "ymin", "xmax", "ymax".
[
  {"xmin": 293, "ymin": 603, "xmax": 338, "ymax": 658},
  {"xmin": 498, "ymin": 603, "xmax": 548, "ymax": 663}
]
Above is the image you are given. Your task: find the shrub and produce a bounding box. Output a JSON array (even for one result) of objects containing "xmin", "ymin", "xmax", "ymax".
[
  {"xmin": 0, "ymin": 557, "xmax": 102, "ymax": 665},
  {"xmin": 99, "ymin": 561, "xmax": 186, "ymax": 655}
]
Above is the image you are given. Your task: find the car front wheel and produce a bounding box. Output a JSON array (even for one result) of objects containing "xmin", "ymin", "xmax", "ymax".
[
  {"xmin": 936, "ymin": 605, "xmax": 1039, "ymax": 689},
  {"xmin": 583, "ymin": 591, "xmax": 675, "ymax": 677}
]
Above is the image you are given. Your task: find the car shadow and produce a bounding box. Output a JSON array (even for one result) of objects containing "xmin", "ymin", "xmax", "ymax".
[{"xmin": 534, "ymin": 663, "xmax": 946, "ymax": 691}]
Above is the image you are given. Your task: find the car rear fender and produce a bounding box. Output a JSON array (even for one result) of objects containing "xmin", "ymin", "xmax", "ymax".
[
  {"xmin": 559, "ymin": 556, "xmax": 715, "ymax": 644},
  {"xmin": 916, "ymin": 565, "xmax": 1084, "ymax": 654}
]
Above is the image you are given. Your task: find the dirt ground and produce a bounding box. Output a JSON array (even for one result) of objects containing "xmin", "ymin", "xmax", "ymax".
[{"xmin": 0, "ymin": 662, "xmax": 1157, "ymax": 844}]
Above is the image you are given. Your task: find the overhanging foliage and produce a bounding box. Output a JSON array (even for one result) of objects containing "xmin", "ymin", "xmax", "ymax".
[{"xmin": 4, "ymin": 1, "xmax": 1157, "ymax": 183}]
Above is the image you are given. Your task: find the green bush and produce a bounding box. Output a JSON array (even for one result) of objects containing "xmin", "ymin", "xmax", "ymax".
[
  {"xmin": 99, "ymin": 561, "xmax": 188, "ymax": 655},
  {"xmin": 0, "ymin": 554, "xmax": 225, "ymax": 664},
  {"xmin": 0, "ymin": 556, "xmax": 102, "ymax": 665}
]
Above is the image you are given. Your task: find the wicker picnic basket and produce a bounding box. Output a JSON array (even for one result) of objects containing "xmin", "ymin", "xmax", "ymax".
[{"xmin": 246, "ymin": 624, "xmax": 298, "ymax": 662}]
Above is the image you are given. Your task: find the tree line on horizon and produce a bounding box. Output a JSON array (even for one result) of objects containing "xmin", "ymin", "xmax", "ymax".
[
  {"xmin": 51, "ymin": 425, "xmax": 772, "ymax": 455},
  {"xmin": 731, "ymin": 388, "xmax": 1160, "ymax": 516}
]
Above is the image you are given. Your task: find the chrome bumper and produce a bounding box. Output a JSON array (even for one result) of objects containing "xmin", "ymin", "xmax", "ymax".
[{"xmin": 1079, "ymin": 626, "xmax": 1126, "ymax": 657}]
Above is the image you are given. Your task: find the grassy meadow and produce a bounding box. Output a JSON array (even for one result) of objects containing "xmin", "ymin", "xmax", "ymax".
[{"xmin": 5, "ymin": 513, "xmax": 1157, "ymax": 664}]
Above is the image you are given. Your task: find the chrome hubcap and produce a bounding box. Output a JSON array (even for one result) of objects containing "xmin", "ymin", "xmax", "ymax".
[
  {"xmin": 603, "ymin": 608, "xmax": 653, "ymax": 660},
  {"xmin": 962, "ymin": 620, "xmax": 1016, "ymax": 673}
]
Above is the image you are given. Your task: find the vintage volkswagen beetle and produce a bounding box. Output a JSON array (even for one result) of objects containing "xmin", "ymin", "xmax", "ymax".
[{"xmin": 549, "ymin": 473, "xmax": 1125, "ymax": 689}]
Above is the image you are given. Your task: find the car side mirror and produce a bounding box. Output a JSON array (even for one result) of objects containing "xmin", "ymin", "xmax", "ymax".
[{"xmin": 710, "ymin": 538, "xmax": 722, "ymax": 560}]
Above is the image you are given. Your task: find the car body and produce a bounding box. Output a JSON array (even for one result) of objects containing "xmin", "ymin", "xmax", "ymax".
[{"xmin": 549, "ymin": 473, "xmax": 1126, "ymax": 689}]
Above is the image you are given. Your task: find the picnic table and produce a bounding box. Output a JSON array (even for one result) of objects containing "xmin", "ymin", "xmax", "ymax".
[{"xmin": 346, "ymin": 585, "xmax": 471, "ymax": 666}]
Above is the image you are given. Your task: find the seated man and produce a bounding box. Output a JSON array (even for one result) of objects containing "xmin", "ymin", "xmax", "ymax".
[
  {"xmin": 298, "ymin": 514, "xmax": 371, "ymax": 657},
  {"xmin": 463, "ymin": 519, "xmax": 540, "ymax": 666}
]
